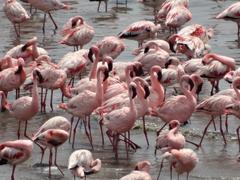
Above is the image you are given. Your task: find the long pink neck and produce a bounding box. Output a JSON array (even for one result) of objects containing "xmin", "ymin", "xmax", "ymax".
[
  {"xmin": 31, "ymin": 77, "xmax": 39, "ymax": 110},
  {"xmin": 125, "ymin": 66, "xmax": 133, "ymax": 86},
  {"xmin": 180, "ymin": 79, "xmax": 194, "ymax": 102},
  {"xmin": 150, "ymin": 71, "xmax": 165, "ymax": 105},
  {"xmin": 89, "ymin": 51, "xmax": 100, "ymax": 80},
  {"xmin": 96, "ymin": 71, "xmax": 103, "ymax": 105}
]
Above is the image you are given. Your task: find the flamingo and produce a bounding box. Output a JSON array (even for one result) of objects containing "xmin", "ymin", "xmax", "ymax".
[
  {"xmin": 151, "ymin": 75, "xmax": 196, "ymax": 133},
  {"xmin": 95, "ymin": 36, "xmax": 125, "ymax": 60},
  {"xmin": 200, "ymin": 53, "xmax": 236, "ymax": 95},
  {"xmin": 216, "ymin": 2, "xmax": 240, "ymax": 39},
  {"xmin": 155, "ymin": 120, "xmax": 185, "ymax": 154},
  {"xmin": 100, "ymin": 81, "xmax": 138, "ymax": 159},
  {"xmin": 5, "ymin": 37, "xmax": 48, "ymax": 65},
  {"xmin": 0, "ymin": 140, "xmax": 33, "ymax": 180},
  {"xmin": 3, "ymin": 0, "xmax": 30, "ymax": 37},
  {"xmin": 60, "ymin": 16, "xmax": 95, "ymax": 51},
  {"xmin": 68, "ymin": 149, "xmax": 101, "ymax": 179},
  {"xmin": 157, "ymin": 148, "xmax": 198, "ymax": 180},
  {"xmin": 27, "ymin": 0, "xmax": 71, "ymax": 32},
  {"xmin": 120, "ymin": 161, "xmax": 152, "ymax": 180},
  {"xmin": 196, "ymin": 77, "xmax": 240, "ymax": 147},
  {"xmin": 0, "ymin": 58, "xmax": 26, "ymax": 99},
  {"xmin": 32, "ymin": 116, "xmax": 71, "ymax": 164},
  {"xmin": 134, "ymin": 41, "xmax": 170, "ymax": 72},
  {"xmin": 132, "ymin": 39, "xmax": 171, "ymax": 55},
  {"xmin": 165, "ymin": 5, "xmax": 192, "ymax": 32},
  {"xmin": 118, "ymin": 20, "xmax": 161, "ymax": 47},
  {"xmin": 0, "ymin": 56, "xmax": 23, "ymax": 71},
  {"xmin": 59, "ymin": 65, "xmax": 109, "ymax": 149},
  {"xmin": 33, "ymin": 129, "xmax": 69, "ymax": 178},
  {"xmin": 1, "ymin": 68, "xmax": 41, "ymax": 139}
]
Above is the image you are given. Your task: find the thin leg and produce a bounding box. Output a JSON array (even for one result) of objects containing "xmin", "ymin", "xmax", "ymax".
[
  {"xmin": 157, "ymin": 159, "xmax": 164, "ymax": 180},
  {"xmin": 99, "ymin": 118, "xmax": 105, "ymax": 146},
  {"xmin": 40, "ymin": 88, "xmax": 43, "ymax": 112},
  {"xmin": 198, "ymin": 117, "xmax": 214, "ymax": 147},
  {"xmin": 54, "ymin": 147, "xmax": 64, "ymax": 176},
  {"xmin": 83, "ymin": 118, "xmax": 94, "ymax": 149},
  {"xmin": 43, "ymin": 89, "xmax": 48, "ymax": 113},
  {"xmin": 40, "ymin": 146, "xmax": 46, "ymax": 164},
  {"xmin": 212, "ymin": 117, "xmax": 217, "ymax": 131},
  {"xmin": 219, "ymin": 116, "xmax": 227, "ymax": 145},
  {"xmin": 87, "ymin": 116, "xmax": 93, "ymax": 143},
  {"xmin": 97, "ymin": 1, "xmax": 101, "ymax": 12},
  {"xmin": 42, "ymin": 13, "xmax": 47, "ymax": 33},
  {"xmin": 11, "ymin": 165, "xmax": 16, "ymax": 180},
  {"xmin": 170, "ymin": 164, "xmax": 173, "ymax": 180},
  {"xmin": 186, "ymin": 172, "xmax": 189, "ymax": 180},
  {"xmin": 142, "ymin": 116, "xmax": 149, "ymax": 147},
  {"xmin": 72, "ymin": 118, "xmax": 80, "ymax": 149},
  {"xmin": 225, "ymin": 115, "xmax": 229, "ymax": 133},
  {"xmin": 156, "ymin": 122, "xmax": 168, "ymax": 136},
  {"xmin": 17, "ymin": 120, "xmax": 21, "ymax": 139},
  {"xmin": 50, "ymin": 90, "xmax": 53, "ymax": 111},
  {"xmin": 13, "ymin": 24, "xmax": 20, "ymax": 37},
  {"xmin": 69, "ymin": 116, "xmax": 74, "ymax": 143},
  {"xmin": 236, "ymin": 126, "xmax": 240, "ymax": 152},
  {"xmin": 105, "ymin": 0, "xmax": 107, "ymax": 12},
  {"xmin": 48, "ymin": 12, "xmax": 58, "ymax": 29},
  {"xmin": 49, "ymin": 148, "xmax": 53, "ymax": 178},
  {"xmin": 24, "ymin": 120, "xmax": 30, "ymax": 139},
  {"xmin": 124, "ymin": 132, "xmax": 129, "ymax": 159}
]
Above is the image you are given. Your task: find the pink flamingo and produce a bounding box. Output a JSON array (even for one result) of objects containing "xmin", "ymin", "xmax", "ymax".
[
  {"xmin": 151, "ymin": 75, "xmax": 196, "ymax": 132},
  {"xmin": 196, "ymin": 77, "xmax": 240, "ymax": 147},
  {"xmin": 59, "ymin": 65, "xmax": 109, "ymax": 149},
  {"xmin": 0, "ymin": 140, "xmax": 33, "ymax": 180},
  {"xmin": 216, "ymin": 2, "xmax": 240, "ymax": 39},
  {"xmin": 32, "ymin": 116, "xmax": 70, "ymax": 164},
  {"xmin": 1, "ymin": 68, "xmax": 41, "ymax": 139},
  {"xmin": 157, "ymin": 148, "xmax": 198, "ymax": 180},
  {"xmin": 58, "ymin": 48, "xmax": 94, "ymax": 86},
  {"xmin": 132, "ymin": 39, "xmax": 171, "ymax": 55},
  {"xmin": 0, "ymin": 56, "xmax": 23, "ymax": 71},
  {"xmin": 165, "ymin": 5, "xmax": 192, "ymax": 32},
  {"xmin": 157, "ymin": 0, "xmax": 189, "ymax": 21},
  {"xmin": 5, "ymin": 37, "xmax": 48, "ymax": 65},
  {"xmin": 118, "ymin": 21, "xmax": 161, "ymax": 47},
  {"xmin": 33, "ymin": 129, "xmax": 69, "ymax": 178},
  {"xmin": 61, "ymin": 15, "xmax": 86, "ymax": 36},
  {"xmin": 201, "ymin": 53, "xmax": 236, "ymax": 95},
  {"xmin": 0, "ymin": 58, "xmax": 26, "ymax": 99},
  {"xmin": 134, "ymin": 41, "xmax": 170, "ymax": 72},
  {"xmin": 100, "ymin": 81, "xmax": 138, "ymax": 159},
  {"xmin": 178, "ymin": 24, "xmax": 214, "ymax": 44},
  {"xmin": 28, "ymin": 0, "xmax": 71, "ymax": 32},
  {"xmin": 60, "ymin": 16, "xmax": 95, "ymax": 51},
  {"xmin": 68, "ymin": 149, "xmax": 101, "ymax": 179},
  {"xmin": 155, "ymin": 120, "xmax": 185, "ymax": 154},
  {"xmin": 120, "ymin": 161, "xmax": 152, "ymax": 180},
  {"xmin": 3, "ymin": 0, "xmax": 30, "ymax": 37},
  {"xmin": 95, "ymin": 36, "xmax": 125, "ymax": 60},
  {"xmin": 168, "ymin": 34, "xmax": 205, "ymax": 59}
]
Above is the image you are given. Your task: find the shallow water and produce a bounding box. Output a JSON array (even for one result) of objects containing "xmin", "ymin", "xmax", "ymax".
[{"xmin": 1, "ymin": 0, "xmax": 240, "ymax": 179}]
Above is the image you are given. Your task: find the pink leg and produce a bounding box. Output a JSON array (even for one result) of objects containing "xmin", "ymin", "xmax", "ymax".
[
  {"xmin": 17, "ymin": 120, "xmax": 21, "ymax": 139},
  {"xmin": 11, "ymin": 165, "xmax": 16, "ymax": 180},
  {"xmin": 124, "ymin": 132, "xmax": 129, "ymax": 159},
  {"xmin": 198, "ymin": 117, "xmax": 214, "ymax": 147},
  {"xmin": 219, "ymin": 116, "xmax": 227, "ymax": 145},
  {"xmin": 236, "ymin": 126, "xmax": 240, "ymax": 152},
  {"xmin": 99, "ymin": 118, "xmax": 105, "ymax": 146},
  {"xmin": 212, "ymin": 117, "xmax": 217, "ymax": 131},
  {"xmin": 43, "ymin": 89, "xmax": 48, "ymax": 113},
  {"xmin": 157, "ymin": 159, "xmax": 164, "ymax": 180},
  {"xmin": 13, "ymin": 23, "xmax": 20, "ymax": 37},
  {"xmin": 50, "ymin": 90, "xmax": 53, "ymax": 111},
  {"xmin": 42, "ymin": 13, "xmax": 46, "ymax": 33},
  {"xmin": 24, "ymin": 120, "xmax": 31, "ymax": 140},
  {"xmin": 69, "ymin": 116, "xmax": 74, "ymax": 143},
  {"xmin": 48, "ymin": 12, "xmax": 58, "ymax": 29},
  {"xmin": 49, "ymin": 148, "xmax": 53, "ymax": 178},
  {"xmin": 54, "ymin": 147, "xmax": 64, "ymax": 176},
  {"xmin": 72, "ymin": 118, "xmax": 80, "ymax": 149},
  {"xmin": 87, "ymin": 116, "xmax": 93, "ymax": 144},
  {"xmin": 142, "ymin": 116, "xmax": 149, "ymax": 147},
  {"xmin": 83, "ymin": 117, "xmax": 94, "ymax": 149}
]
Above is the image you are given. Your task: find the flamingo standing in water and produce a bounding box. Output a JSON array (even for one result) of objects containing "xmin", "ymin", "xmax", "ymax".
[
  {"xmin": 155, "ymin": 120, "xmax": 185, "ymax": 155},
  {"xmin": 0, "ymin": 58, "xmax": 26, "ymax": 99},
  {"xmin": 196, "ymin": 77, "xmax": 240, "ymax": 147},
  {"xmin": 3, "ymin": 0, "xmax": 30, "ymax": 37},
  {"xmin": 68, "ymin": 149, "xmax": 101, "ymax": 179},
  {"xmin": 32, "ymin": 116, "xmax": 71, "ymax": 164},
  {"xmin": 216, "ymin": 2, "xmax": 240, "ymax": 39},
  {"xmin": 0, "ymin": 140, "xmax": 33, "ymax": 180},
  {"xmin": 59, "ymin": 66, "xmax": 109, "ymax": 149},
  {"xmin": 119, "ymin": 21, "xmax": 161, "ymax": 47},
  {"xmin": 100, "ymin": 82, "xmax": 138, "ymax": 159},
  {"xmin": 151, "ymin": 75, "xmax": 196, "ymax": 133},
  {"xmin": 1, "ymin": 68, "xmax": 42, "ymax": 139},
  {"xmin": 165, "ymin": 5, "xmax": 192, "ymax": 32},
  {"xmin": 33, "ymin": 129, "xmax": 69, "ymax": 178},
  {"xmin": 157, "ymin": 148, "xmax": 198, "ymax": 180},
  {"xmin": 120, "ymin": 161, "xmax": 152, "ymax": 180},
  {"xmin": 60, "ymin": 16, "xmax": 95, "ymax": 51},
  {"xmin": 27, "ymin": 0, "xmax": 71, "ymax": 32}
]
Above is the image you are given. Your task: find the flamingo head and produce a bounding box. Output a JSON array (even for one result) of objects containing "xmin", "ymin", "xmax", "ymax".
[
  {"xmin": 71, "ymin": 16, "xmax": 84, "ymax": 28},
  {"xmin": 133, "ymin": 62, "xmax": 144, "ymax": 76},
  {"xmin": 88, "ymin": 45, "xmax": 99, "ymax": 63},
  {"xmin": 32, "ymin": 68, "xmax": 44, "ymax": 83},
  {"xmin": 134, "ymin": 160, "xmax": 151, "ymax": 173},
  {"xmin": 129, "ymin": 82, "xmax": 137, "ymax": 99},
  {"xmin": 168, "ymin": 120, "xmax": 180, "ymax": 130}
]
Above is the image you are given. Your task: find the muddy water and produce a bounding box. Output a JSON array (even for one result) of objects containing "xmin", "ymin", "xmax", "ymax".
[{"xmin": 0, "ymin": 0, "xmax": 240, "ymax": 179}]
